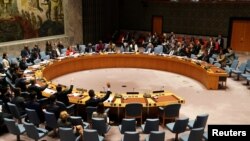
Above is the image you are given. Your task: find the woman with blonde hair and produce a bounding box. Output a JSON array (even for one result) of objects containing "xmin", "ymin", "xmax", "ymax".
[{"xmin": 57, "ymin": 111, "xmax": 83, "ymax": 138}]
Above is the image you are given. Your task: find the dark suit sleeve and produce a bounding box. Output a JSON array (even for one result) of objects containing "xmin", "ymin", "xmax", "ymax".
[
  {"xmin": 99, "ymin": 90, "xmax": 111, "ymax": 103},
  {"xmin": 39, "ymin": 84, "xmax": 48, "ymax": 91},
  {"xmin": 62, "ymin": 85, "xmax": 73, "ymax": 95}
]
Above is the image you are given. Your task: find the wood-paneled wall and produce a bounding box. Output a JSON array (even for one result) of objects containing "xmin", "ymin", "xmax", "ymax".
[{"xmin": 231, "ymin": 20, "xmax": 250, "ymax": 52}]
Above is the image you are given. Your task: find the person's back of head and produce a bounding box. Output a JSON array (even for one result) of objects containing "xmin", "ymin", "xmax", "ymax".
[
  {"xmin": 14, "ymin": 87, "xmax": 21, "ymax": 97},
  {"xmin": 88, "ymin": 89, "xmax": 95, "ymax": 98},
  {"xmin": 24, "ymin": 45, "xmax": 29, "ymax": 52},
  {"xmin": 59, "ymin": 110, "xmax": 69, "ymax": 123},
  {"xmin": 2, "ymin": 52, "xmax": 7, "ymax": 59},
  {"xmin": 29, "ymin": 91, "xmax": 37, "ymax": 101},
  {"xmin": 97, "ymin": 102, "xmax": 105, "ymax": 114},
  {"xmin": 49, "ymin": 94, "xmax": 57, "ymax": 104},
  {"xmin": 56, "ymin": 85, "xmax": 62, "ymax": 92},
  {"xmin": 30, "ymin": 79, "xmax": 36, "ymax": 85}
]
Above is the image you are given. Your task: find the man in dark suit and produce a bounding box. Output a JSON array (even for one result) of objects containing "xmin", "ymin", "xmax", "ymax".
[
  {"xmin": 85, "ymin": 82, "xmax": 111, "ymax": 107},
  {"xmin": 11, "ymin": 88, "xmax": 26, "ymax": 115},
  {"xmin": 45, "ymin": 94, "xmax": 61, "ymax": 119},
  {"xmin": 26, "ymin": 92, "xmax": 45, "ymax": 123},
  {"xmin": 20, "ymin": 45, "xmax": 30, "ymax": 59},
  {"xmin": 19, "ymin": 56, "xmax": 28, "ymax": 71},
  {"xmin": 15, "ymin": 72, "xmax": 30, "ymax": 92},
  {"xmin": 55, "ymin": 84, "xmax": 73, "ymax": 106},
  {"xmin": 28, "ymin": 79, "xmax": 48, "ymax": 99}
]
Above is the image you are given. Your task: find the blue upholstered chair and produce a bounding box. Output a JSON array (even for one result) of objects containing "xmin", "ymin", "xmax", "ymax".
[
  {"xmin": 5, "ymin": 77, "xmax": 16, "ymax": 91},
  {"xmin": 154, "ymin": 45, "xmax": 163, "ymax": 54},
  {"xmin": 188, "ymin": 114, "xmax": 209, "ymax": 129},
  {"xmin": 7, "ymin": 102, "xmax": 27, "ymax": 123},
  {"xmin": 180, "ymin": 127, "xmax": 204, "ymax": 141},
  {"xmin": 33, "ymin": 59, "xmax": 41, "ymax": 64},
  {"xmin": 61, "ymin": 48, "xmax": 67, "ymax": 56},
  {"xmin": 159, "ymin": 103, "xmax": 181, "ymax": 126},
  {"xmin": 119, "ymin": 118, "xmax": 136, "ymax": 134},
  {"xmin": 239, "ymin": 59, "xmax": 250, "ymax": 80},
  {"xmin": 25, "ymin": 108, "xmax": 40, "ymax": 127},
  {"xmin": 214, "ymin": 62, "xmax": 221, "ymax": 68},
  {"xmin": 247, "ymin": 77, "xmax": 250, "ymax": 85},
  {"xmin": 23, "ymin": 121, "xmax": 48, "ymax": 141},
  {"xmin": 86, "ymin": 106, "xmax": 97, "ymax": 123},
  {"xmin": 209, "ymin": 57, "xmax": 214, "ymax": 64},
  {"xmin": 224, "ymin": 59, "xmax": 239, "ymax": 76},
  {"xmin": 203, "ymin": 131, "xmax": 208, "ymax": 141},
  {"xmin": 145, "ymin": 131, "xmax": 165, "ymax": 141},
  {"xmin": 59, "ymin": 127, "xmax": 81, "ymax": 141},
  {"xmin": 125, "ymin": 103, "xmax": 143, "ymax": 125},
  {"xmin": 166, "ymin": 117, "xmax": 189, "ymax": 141},
  {"xmin": 40, "ymin": 51, "xmax": 50, "ymax": 60},
  {"xmin": 83, "ymin": 129, "xmax": 104, "ymax": 141},
  {"xmin": 231, "ymin": 62, "xmax": 247, "ymax": 80},
  {"xmin": 246, "ymin": 59, "xmax": 250, "ymax": 73},
  {"xmin": 44, "ymin": 110, "xmax": 58, "ymax": 136},
  {"xmin": 70, "ymin": 116, "xmax": 89, "ymax": 129},
  {"xmin": 122, "ymin": 131, "xmax": 140, "ymax": 141},
  {"xmin": 92, "ymin": 118, "xmax": 111, "ymax": 136},
  {"xmin": 56, "ymin": 101, "xmax": 75, "ymax": 115},
  {"xmin": 4, "ymin": 118, "xmax": 25, "ymax": 141},
  {"xmin": 141, "ymin": 118, "xmax": 159, "ymax": 134}
]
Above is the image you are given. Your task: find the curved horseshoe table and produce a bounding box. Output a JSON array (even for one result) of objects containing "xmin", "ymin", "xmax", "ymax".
[{"xmin": 37, "ymin": 53, "xmax": 226, "ymax": 120}]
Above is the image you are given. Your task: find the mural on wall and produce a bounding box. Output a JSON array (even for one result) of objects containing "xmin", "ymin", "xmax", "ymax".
[{"xmin": 0, "ymin": 0, "xmax": 64, "ymax": 43}]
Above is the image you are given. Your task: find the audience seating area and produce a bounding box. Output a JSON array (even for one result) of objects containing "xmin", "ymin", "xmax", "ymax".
[
  {"xmin": 227, "ymin": 59, "xmax": 250, "ymax": 87},
  {"xmin": 1, "ymin": 97, "xmax": 210, "ymax": 141}
]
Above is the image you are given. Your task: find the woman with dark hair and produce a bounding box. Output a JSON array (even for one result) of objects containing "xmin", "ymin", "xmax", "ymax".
[{"xmin": 92, "ymin": 102, "xmax": 109, "ymax": 123}]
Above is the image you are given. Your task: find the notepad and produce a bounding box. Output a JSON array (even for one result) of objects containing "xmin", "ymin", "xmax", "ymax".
[
  {"xmin": 72, "ymin": 93, "xmax": 81, "ymax": 97},
  {"xmin": 43, "ymin": 88, "xmax": 56, "ymax": 95}
]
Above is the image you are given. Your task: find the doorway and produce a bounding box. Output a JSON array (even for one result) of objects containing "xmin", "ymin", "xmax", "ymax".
[
  {"xmin": 230, "ymin": 20, "xmax": 250, "ymax": 52},
  {"xmin": 152, "ymin": 16, "xmax": 163, "ymax": 35}
]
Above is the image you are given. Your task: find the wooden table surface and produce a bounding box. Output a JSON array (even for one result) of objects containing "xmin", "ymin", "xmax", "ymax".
[{"xmin": 34, "ymin": 53, "xmax": 227, "ymax": 108}]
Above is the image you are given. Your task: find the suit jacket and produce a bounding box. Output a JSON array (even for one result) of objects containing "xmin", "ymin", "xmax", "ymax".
[
  {"xmin": 85, "ymin": 91, "xmax": 112, "ymax": 107},
  {"xmin": 15, "ymin": 78, "xmax": 27, "ymax": 92},
  {"xmin": 19, "ymin": 61, "xmax": 28, "ymax": 70},
  {"xmin": 45, "ymin": 103, "xmax": 61, "ymax": 119},
  {"xmin": 11, "ymin": 96, "xmax": 26, "ymax": 115},
  {"xmin": 28, "ymin": 84, "xmax": 48, "ymax": 99},
  {"xmin": 21, "ymin": 49, "xmax": 30, "ymax": 58},
  {"xmin": 55, "ymin": 85, "xmax": 73, "ymax": 106},
  {"xmin": 26, "ymin": 101, "xmax": 45, "ymax": 122}
]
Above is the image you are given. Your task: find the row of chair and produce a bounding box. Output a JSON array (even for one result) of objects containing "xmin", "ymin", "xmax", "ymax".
[
  {"xmin": 87, "ymin": 103, "xmax": 181, "ymax": 127},
  {"xmin": 225, "ymin": 59, "xmax": 250, "ymax": 86},
  {"xmin": 3, "ymin": 107, "xmax": 209, "ymax": 141},
  {"xmin": 4, "ymin": 118, "xmax": 48, "ymax": 141},
  {"xmin": 166, "ymin": 114, "xmax": 208, "ymax": 141},
  {"xmin": 90, "ymin": 113, "xmax": 208, "ymax": 141}
]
